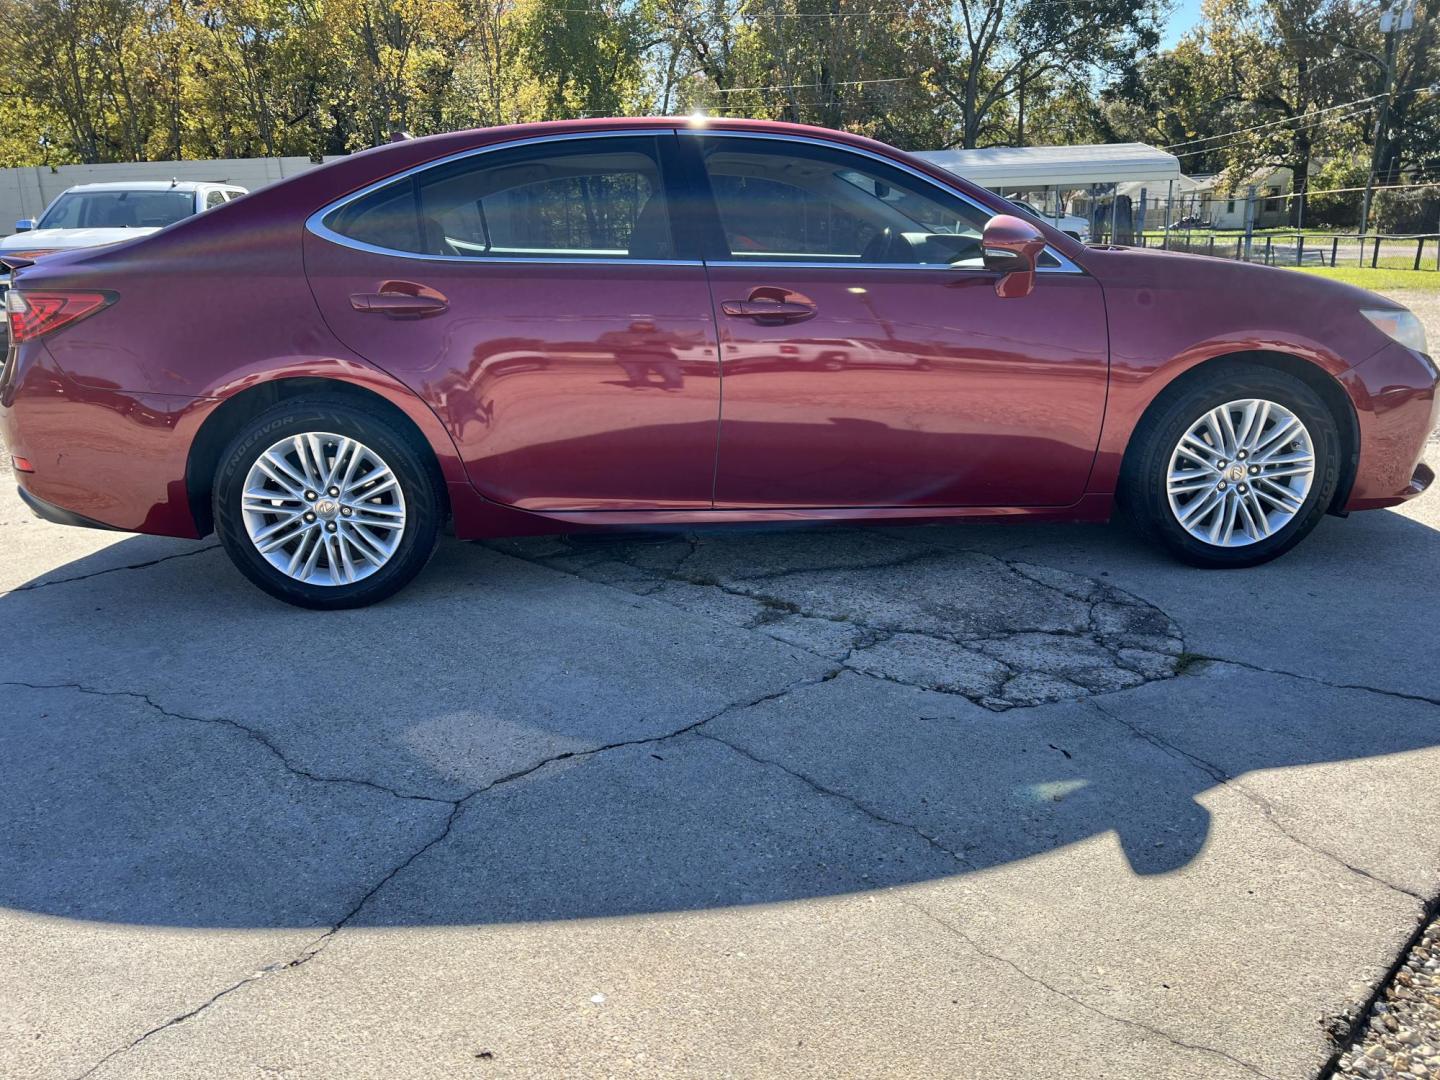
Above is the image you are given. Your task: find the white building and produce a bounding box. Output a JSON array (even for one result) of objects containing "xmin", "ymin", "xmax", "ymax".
[{"xmin": 916, "ymin": 142, "xmax": 1183, "ymax": 239}]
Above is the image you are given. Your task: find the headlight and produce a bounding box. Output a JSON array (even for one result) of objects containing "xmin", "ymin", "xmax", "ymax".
[{"xmin": 1362, "ymin": 308, "xmax": 1428, "ymax": 355}]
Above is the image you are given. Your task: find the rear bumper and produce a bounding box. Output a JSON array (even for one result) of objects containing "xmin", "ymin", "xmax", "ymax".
[
  {"xmin": 1, "ymin": 340, "xmax": 207, "ymax": 537},
  {"xmin": 17, "ymin": 485, "xmax": 121, "ymax": 530}
]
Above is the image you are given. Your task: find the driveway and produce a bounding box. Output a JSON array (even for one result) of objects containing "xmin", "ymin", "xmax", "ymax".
[{"xmin": 3, "ymin": 298, "xmax": 1438, "ymax": 1079}]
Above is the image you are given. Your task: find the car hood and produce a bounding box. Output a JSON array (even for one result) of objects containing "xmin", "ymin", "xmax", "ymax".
[
  {"xmin": 0, "ymin": 227, "xmax": 161, "ymax": 252},
  {"xmin": 1079, "ymin": 243, "xmax": 1407, "ymax": 370},
  {"xmin": 1080, "ymin": 242, "xmax": 1405, "ymax": 311}
]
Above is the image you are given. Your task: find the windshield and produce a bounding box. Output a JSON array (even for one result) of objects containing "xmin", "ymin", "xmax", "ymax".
[{"xmin": 38, "ymin": 190, "xmax": 194, "ymax": 230}]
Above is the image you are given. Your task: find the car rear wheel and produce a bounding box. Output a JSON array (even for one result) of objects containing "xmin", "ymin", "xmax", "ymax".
[
  {"xmin": 213, "ymin": 399, "xmax": 442, "ymax": 608},
  {"xmin": 1121, "ymin": 365, "xmax": 1341, "ymax": 567}
]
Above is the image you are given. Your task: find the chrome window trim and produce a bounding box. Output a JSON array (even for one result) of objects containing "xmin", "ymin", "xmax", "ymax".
[
  {"xmin": 304, "ymin": 128, "xmax": 703, "ymax": 267},
  {"xmin": 684, "ymin": 129, "xmax": 1085, "ymax": 275}
]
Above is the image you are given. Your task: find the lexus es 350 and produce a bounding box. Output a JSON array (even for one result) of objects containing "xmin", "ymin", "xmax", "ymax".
[{"xmin": 1, "ymin": 119, "xmax": 1434, "ymax": 608}]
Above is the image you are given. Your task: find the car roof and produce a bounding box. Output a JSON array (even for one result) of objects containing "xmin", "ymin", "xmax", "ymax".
[{"xmin": 61, "ymin": 181, "xmax": 241, "ymax": 194}]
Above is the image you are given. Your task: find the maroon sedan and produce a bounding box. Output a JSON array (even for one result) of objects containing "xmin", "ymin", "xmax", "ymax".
[{"xmin": 2, "ymin": 118, "xmax": 1435, "ymax": 608}]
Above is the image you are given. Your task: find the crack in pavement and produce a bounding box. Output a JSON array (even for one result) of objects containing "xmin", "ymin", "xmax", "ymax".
[
  {"xmin": 63, "ymin": 666, "xmax": 843, "ymax": 1079},
  {"xmin": 4, "ymin": 544, "xmax": 221, "ymax": 595},
  {"xmin": 1, "ymin": 681, "xmax": 453, "ymax": 804},
  {"xmin": 488, "ymin": 533, "xmax": 1188, "ymax": 711},
  {"xmin": 698, "ymin": 720, "xmax": 1276, "ymax": 1079},
  {"xmin": 1088, "ymin": 698, "xmax": 1427, "ymax": 902},
  {"xmin": 696, "ymin": 728, "xmax": 973, "ymax": 866},
  {"xmin": 894, "ymin": 896, "xmax": 1280, "ymax": 1080},
  {"xmin": 1189, "ymin": 657, "xmax": 1440, "ymax": 711}
]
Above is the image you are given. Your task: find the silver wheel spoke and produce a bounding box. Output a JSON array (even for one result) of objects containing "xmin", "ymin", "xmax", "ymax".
[
  {"xmin": 1203, "ymin": 410, "xmax": 1233, "ymax": 458},
  {"xmin": 251, "ymin": 514, "xmax": 304, "ymax": 548},
  {"xmin": 1256, "ymin": 450, "xmax": 1313, "ymax": 467},
  {"xmin": 1177, "ymin": 434, "xmax": 1223, "ymax": 468},
  {"xmin": 342, "ymin": 522, "xmax": 387, "ymax": 566},
  {"xmin": 1179, "ymin": 487, "xmax": 1222, "ymax": 527},
  {"xmin": 1217, "ymin": 495, "xmax": 1240, "ymax": 545},
  {"xmin": 1239, "ymin": 400, "xmax": 1270, "ymax": 450},
  {"xmin": 1256, "ymin": 463, "xmax": 1312, "ymax": 480},
  {"xmin": 1165, "ymin": 397, "xmax": 1313, "ymax": 549},
  {"xmin": 321, "ymin": 437, "xmax": 354, "ymax": 491},
  {"xmin": 1212, "ymin": 406, "xmax": 1240, "ymax": 457},
  {"xmin": 348, "ymin": 467, "xmax": 396, "ymax": 499},
  {"xmin": 243, "ymin": 488, "xmax": 302, "ymax": 512},
  {"xmin": 1169, "ymin": 478, "xmax": 1215, "ymax": 497},
  {"xmin": 1253, "ymin": 417, "xmax": 1302, "ymax": 459},
  {"xmin": 1242, "ymin": 489, "xmax": 1271, "ymax": 536},
  {"xmin": 257, "ymin": 452, "xmax": 308, "ymax": 498},
  {"xmin": 1234, "ymin": 491, "xmax": 1263, "ymax": 539},
  {"xmin": 241, "ymin": 431, "xmax": 407, "ymax": 587},
  {"xmin": 1255, "ymin": 478, "xmax": 1303, "ymax": 513},
  {"xmin": 291, "ymin": 435, "xmax": 322, "ymax": 490}
]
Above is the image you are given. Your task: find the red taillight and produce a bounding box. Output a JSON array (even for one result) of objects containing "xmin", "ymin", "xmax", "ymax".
[
  {"xmin": 5, "ymin": 290, "xmax": 113, "ymax": 343},
  {"xmin": 5, "ymin": 249, "xmax": 60, "ymax": 260},
  {"xmin": 12, "ymin": 456, "xmax": 35, "ymax": 473}
]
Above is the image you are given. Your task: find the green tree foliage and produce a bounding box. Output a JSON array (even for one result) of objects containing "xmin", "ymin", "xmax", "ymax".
[{"xmin": 0, "ymin": 0, "xmax": 1433, "ymax": 181}]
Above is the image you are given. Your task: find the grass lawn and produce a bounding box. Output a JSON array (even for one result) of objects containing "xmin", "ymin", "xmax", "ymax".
[{"xmin": 1286, "ymin": 265, "xmax": 1440, "ymax": 293}]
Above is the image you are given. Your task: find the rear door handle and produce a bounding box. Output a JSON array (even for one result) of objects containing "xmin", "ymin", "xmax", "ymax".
[
  {"xmin": 720, "ymin": 298, "xmax": 815, "ymax": 323},
  {"xmin": 350, "ymin": 282, "xmax": 448, "ymax": 317}
]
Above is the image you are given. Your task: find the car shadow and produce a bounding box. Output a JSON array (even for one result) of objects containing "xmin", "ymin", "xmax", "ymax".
[{"xmin": 1, "ymin": 506, "xmax": 1438, "ymax": 930}]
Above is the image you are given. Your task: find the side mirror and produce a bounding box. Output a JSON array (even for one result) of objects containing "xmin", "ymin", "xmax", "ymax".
[
  {"xmin": 13, "ymin": 219, "xmax": 35, "ymax": 233},
  {"xmin": 982, "ymin": 214, "xmax": 1047, "ymax": 298}
]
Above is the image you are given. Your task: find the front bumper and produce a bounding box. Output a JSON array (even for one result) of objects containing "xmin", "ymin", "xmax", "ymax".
[{"xmin": 1343, "ymin": 342, "xmax": 1440, "ymax": 511}]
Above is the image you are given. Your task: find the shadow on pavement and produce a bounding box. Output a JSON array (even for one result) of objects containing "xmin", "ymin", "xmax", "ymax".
[{"xmin": 1, "ymin": 507, "xmax": 1438, "ymax": 930}]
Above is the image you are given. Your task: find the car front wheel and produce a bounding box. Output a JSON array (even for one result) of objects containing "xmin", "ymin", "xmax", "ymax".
[
  {"xmin": 1122, "ymin": 365, "xmax": 1342, "ymax": 567},
  {"xmin": 213, "ymin": 399, "xmax": 443, "ymax": 608}
]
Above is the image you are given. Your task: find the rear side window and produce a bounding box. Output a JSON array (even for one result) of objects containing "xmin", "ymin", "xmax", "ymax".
[
  {"xmin": 204, "ymin": 190, "xmax": 226, "ymax": 210},
  {"xmin": 322, "ymin": 136, "xmax": 675, "ymax": 260}
]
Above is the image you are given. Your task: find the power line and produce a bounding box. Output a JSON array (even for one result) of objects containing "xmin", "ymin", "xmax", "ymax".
[
  {"xmin": 1162, "ymin": 93, "xmax": 1388, "ymax": 151},
  {"xmin": 708, "ymin": 75, "xmax": 910, "ymax": 92},
  {"xmin": 1167, "ymin": 84, "xmax": 1438, "ymax": 162},
  {"xmin": 1169, "ymin": 103, "xmax": 1385, "ymax": 161}
]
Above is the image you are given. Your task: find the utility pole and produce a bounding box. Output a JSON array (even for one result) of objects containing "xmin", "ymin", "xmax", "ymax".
[
  {"xmin": 1243, "ymin": 184, "xmax": 1257, "ymax": 261},
  {"xmin": 1360, "ymin": 0, "xmax": 1415, "ymax": 236}
]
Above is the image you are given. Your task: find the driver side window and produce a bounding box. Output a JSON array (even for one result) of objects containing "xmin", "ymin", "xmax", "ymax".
[{"xmin": 698, "ymin": 137, "xmax": 991, "ymax": 267}]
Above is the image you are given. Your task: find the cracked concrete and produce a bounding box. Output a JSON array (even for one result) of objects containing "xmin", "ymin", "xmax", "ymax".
[
  {"xmin": 488, "ymin": 528, "xmax": 1186, "ymax": 709},
  {"xmin": 3, "ymin": 416, "xmax": 1440, "ymax": 1078}
]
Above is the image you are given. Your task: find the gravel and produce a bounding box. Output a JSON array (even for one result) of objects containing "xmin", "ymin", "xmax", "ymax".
[{"xmin": 1334, "ymin": 914, "xmax": 1440, "ymax": 1079}]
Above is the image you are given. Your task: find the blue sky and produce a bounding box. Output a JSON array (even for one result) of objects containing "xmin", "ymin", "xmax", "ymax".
[{"xmin": 1161, "ymin": 0, "xmax": 1205, "ymax": 48}]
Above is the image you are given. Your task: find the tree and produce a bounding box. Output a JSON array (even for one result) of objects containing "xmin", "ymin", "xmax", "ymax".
[{"xmin": 918, "ymin": 0, "xmax": 1159, "ymax": 148}]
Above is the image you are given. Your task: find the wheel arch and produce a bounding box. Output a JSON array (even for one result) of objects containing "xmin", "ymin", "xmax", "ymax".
[
  {"xmin": 1119, "ymin": 349, "xmax": 1360, "ymax": 515},
  {"xmin": 185, "ymin": 376, "xmax": 452, "ymax": 537}
]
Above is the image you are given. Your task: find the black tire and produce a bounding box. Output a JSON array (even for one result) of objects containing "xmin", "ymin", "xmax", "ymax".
[
  {"xmin": 1119, "ymin": 364, "xmax": 1342, "ymax": 568},
  {"xmin": 213, "ymin": 398, "xmax": 443, "ymax": 608}
]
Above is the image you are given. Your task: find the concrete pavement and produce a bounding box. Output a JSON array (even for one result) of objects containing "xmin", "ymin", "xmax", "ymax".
[{"xmin": 3, "ymin": 460, "xmax": 1438, "ymax": 1078}]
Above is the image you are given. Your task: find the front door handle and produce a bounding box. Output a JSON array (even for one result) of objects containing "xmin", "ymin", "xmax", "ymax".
[
  {"xmin": 720, "ymin": 298, "xmax": 816, "ymax": 324},
  {"xmin": 350, "ymin": 281, "xmax": 448, "ymax": 317}
]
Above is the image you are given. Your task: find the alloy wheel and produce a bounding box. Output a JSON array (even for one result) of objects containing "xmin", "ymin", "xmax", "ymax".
[
  {"xmin": 240, "ymin": 432, "xmax": 407, "ymax": 585},
  {"xmin": 1165, "ymin": 398, "xmax": 1316, "ymax": 547}
]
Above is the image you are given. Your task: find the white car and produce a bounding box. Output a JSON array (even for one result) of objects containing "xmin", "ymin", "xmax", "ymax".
[
  {"xmin": 1006, "ymin": 198, "xmax": 1092, "ymax": 243},
  {"xmin": 1, "ymin": 180, "xmax": 247, "ymax": 339}
]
